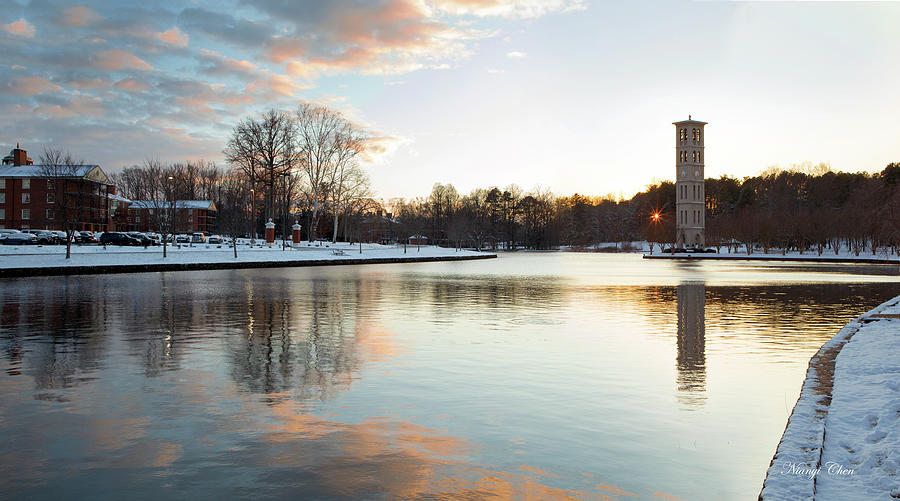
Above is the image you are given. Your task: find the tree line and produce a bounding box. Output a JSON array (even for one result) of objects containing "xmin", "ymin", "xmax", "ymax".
[{"xmin": 385, "ymin": 162, "xmax": 900, "ymax": 255}]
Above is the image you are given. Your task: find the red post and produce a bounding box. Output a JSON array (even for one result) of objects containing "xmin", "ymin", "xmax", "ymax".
[
  {"xmin": 292, "ymin": 221, "xmax": 301, "ymax": 245},
  {"xmin": 265, "ymin": 218, "xmax": 275, "ymax": 244}
]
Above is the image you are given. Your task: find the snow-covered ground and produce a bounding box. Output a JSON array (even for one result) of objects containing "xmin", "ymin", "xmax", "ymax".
[
  {"xmin": 759, "ymin": 296, "xmax": 900, "ymax": 500},
  {"xmin": 645, "ymin": 245, "xmax": 899, "ymax": 263},
  {"xmin": 0, "ymin": 241, "xmax": 491, "ymax": 270}
]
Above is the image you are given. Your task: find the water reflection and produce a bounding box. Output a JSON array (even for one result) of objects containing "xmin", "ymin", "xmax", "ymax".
[
  {"xmin": 676, "ymin": 282, "xmax": 706, "ymax": 408},
  {"xmin": 1, "ymin": 256, "xmax": 899, "ymax": 501}
]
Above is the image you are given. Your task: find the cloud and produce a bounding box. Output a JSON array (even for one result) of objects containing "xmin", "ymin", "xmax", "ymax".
[
  {"xmin": 506, "ymin": 50, "xmax": 528, "ymax": 58},
  {"xmin": 156, "ymin": 27, "xmax": 188, "ymax": 48},
  {"xmin": 3, "ymin": 18, "xmax": 35, "ymax": 38},
  {"xmin": 64, "ymin": 76, "xmax": 109, "ymax": 90},
  {"xmin": 197, "ymin": 49, "xmax": 259, "ymax": 80},
  {"xmin": 59, "ymin": 6, "xmax": 102, "ymax": 27},
  {"xmin": 3, "ymin": 75, "xmax": 62, "ymax": 96},
  {"xmin": 91, "ymin": 49, "xmax": 153, "ymax": 71},
  {"xmin": 433, "ymin": 0, "xmax": 587, "ymax": 19},
  {"xmin": 113, "ymin": 78, "xmax": 150, "ymax": 93},
  {"xmin": 0, "ymin": 0, "xmax": 583, "ymax": 172},
  {"xmin": 362, "ymin": 135, "xmax": 410, "ymax": 164},
  {"xmin": 245, "ymin": 73, "xmax": 312, "ymax": 98}
]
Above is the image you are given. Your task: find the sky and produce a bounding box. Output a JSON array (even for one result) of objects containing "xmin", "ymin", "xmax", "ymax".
[{"xmin": 1, "ymin": 0, "xmax": 899, "ymax": 199}]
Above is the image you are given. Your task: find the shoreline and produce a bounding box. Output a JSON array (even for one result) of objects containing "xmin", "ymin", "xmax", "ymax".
[
  {"xmin": 643, "ymin": 253, "xmax": 898, "ymax": 265},
  {"xmin": 0, "ymin": 245, "xmax": 497, "ymax": 278},
  {"xmin": 758, "ymin": 295, "xmax": 900, "ymax": 500}
]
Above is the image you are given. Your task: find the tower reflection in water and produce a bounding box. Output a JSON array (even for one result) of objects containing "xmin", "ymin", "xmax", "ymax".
[{"xmin": 676, "ymin": 282, "xmax": 706, "ymax": 408}]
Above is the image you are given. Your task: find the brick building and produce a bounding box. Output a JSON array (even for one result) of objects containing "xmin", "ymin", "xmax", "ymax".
[
  {"xmin": 127, "ymin": 200, "xmax": 217, "ymax": 234},
  {"xmin": 0, "ymin": 145, "xmax": 115, "ymax": 231}
]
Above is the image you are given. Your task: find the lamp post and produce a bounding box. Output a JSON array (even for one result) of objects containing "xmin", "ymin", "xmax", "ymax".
[
  {"xmin": 250, "ymin": 187, "xmax": 255, "ymax": 245},
  {"xmin": 167, "ymin": 175, "xmax": 174, "ymax": 256},
  {"xmin": 281, "ymin": 172, "xmax": 289, "ymax": 251}
]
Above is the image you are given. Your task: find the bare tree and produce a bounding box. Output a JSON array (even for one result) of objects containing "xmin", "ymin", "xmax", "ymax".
[
  {"xmin": 224, "ymin": 110, "xmax": 295, "ymax": 227},
  {"xmin": 138, "ymin": 160, "xmax": 185, "ymax": 258},
  {"xmin": 217, "ymin": 174, "xmax": 250, "ymax": 258},
  {"xmin": 295, "ymin": 103, "xmax": 363, "ymax": 241},
  {"xmin": 39, "ymin": 147, "xmax": 90, "ymax": 259}
]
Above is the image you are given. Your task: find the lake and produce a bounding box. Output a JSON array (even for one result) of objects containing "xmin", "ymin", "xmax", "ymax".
[{"xmin": 1, "ymin": 253, "xmax": 897, "ymax": 500}]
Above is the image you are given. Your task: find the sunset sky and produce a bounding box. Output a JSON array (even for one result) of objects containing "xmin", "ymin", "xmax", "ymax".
[{"xmin": 1, "ymin": 0, "xmax": 898, "ymax": 199}]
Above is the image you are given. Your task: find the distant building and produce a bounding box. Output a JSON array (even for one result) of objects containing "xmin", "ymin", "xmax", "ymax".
[
  {"xmin": 2, "ymin": 144, "xmax": 32, "ymax": 166},
  {"xmin": 673, "ymin": 117, "xmax": 706, "ymax": 248},
  {"xmin": 0, "ymin": 145, "xmax": 114, "ymax": 231},
  {"xmin": 127, "ymin": 200, "xmax": 217, "ymax": 234},
  {"xmin": 408, "ymin": 234, "xmax": 427, "ymax": 245}
]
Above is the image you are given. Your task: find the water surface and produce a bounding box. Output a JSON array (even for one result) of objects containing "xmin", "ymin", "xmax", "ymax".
[{"xmin": 1, "ymin": 253, "xmax": 897, "ymax": 500}]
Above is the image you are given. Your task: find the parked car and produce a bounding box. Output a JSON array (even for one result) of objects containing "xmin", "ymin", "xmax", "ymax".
[
  {"xmin": 25, "ymin": 230, "xmax": 57, "ymax": 245},
  {"xmin": 127, "ymin": 232, "xmax": 156, "ymax": 246},
  {"xmin": 79, "ymin": 231, "xmax": 99, "ymax": 244},
  {"xmin": 1, "ymin": 232, "xmax": 36, "ymax": 245},
  {"xmin": 51, "ymin": 231, "xmax": 69, "ymax": 243},
  {"xmin": 175, "ymin": 234, "xmax": 190, "ymax": 244},
  {"xmin": 207, "ymin": 235, "xmax": 223, "ymax": 244},
  {"xmin": 99, "ymin": 232, "xmax": 141, "ymax": 246},
  {"xmin": 191, "ymin": 233, "xmax": 206, "ymax": 244}
]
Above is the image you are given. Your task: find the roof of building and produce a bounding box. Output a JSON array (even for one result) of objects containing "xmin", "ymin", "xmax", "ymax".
[
  {"xmin": 129, "ymin": 200, "xmax": 216, "ymax": 211},
  {"xmin": 108, "ymin": 193, "xmax": 133, "ymax": 203},
  {"xmin": 0, "ymin": 164, "xmax": 110, "ymax": 183},
  {"xmin": 673, "ymin": 118, "xmax": 708, "ymax": 125}
]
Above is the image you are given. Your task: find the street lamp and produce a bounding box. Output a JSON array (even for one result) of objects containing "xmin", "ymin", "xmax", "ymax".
[
  {"xmin": 250, "ymin": 187, "xmax": 255, "ymax": 245},
  {"xmin": 168, "ymin": 175, "xmax": 175, "ymax": 240}
]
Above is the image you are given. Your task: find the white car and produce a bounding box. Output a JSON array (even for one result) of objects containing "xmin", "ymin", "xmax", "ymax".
[{"xmin": 191, "ymin": 233, "xmax": 206, "ymax": 244}]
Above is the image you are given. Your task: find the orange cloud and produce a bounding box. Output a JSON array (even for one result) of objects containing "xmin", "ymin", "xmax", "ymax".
[
  {"xmin": 156, "ymin": 27, "xmax": 189, "ymax": 48},
  {"xmin": 245, "ymin": 73, "xmax": 312, "ymax": 98},
  {"xmin": 2, "ymin": 18, "xmax": 35, "ymax": 38},
  {"xmin": 60, "ymin": 6, "xmax": 101, "ymax": 27},
  {"xmin": 113, "ymin": 78, "xmax": 150, "ymax": 92},
  {"xmin": 4, "ymin": 76, "xmax": 62, "ymax": 96},
  {"xmin": 65, "ymin": 77, "xmax": 109, "ymax": 90},
  {"xmin": 92, "ymin": 49, "xmax": 154, "ymax": 71}
]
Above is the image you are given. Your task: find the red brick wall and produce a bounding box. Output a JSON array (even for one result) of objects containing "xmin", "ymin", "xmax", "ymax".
[{"xmin": 0, "ymin": 177, "xmax": 112, "ymax": 231}]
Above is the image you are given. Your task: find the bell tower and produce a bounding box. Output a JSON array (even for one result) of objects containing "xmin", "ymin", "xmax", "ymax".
[{"xmin": 673, "ymin": 117, "xmax": 706, "ymax": 248}]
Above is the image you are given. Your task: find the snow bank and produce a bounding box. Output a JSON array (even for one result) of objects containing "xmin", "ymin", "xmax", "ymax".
[
  {"xmin": 0, "ymin": 242, "xmax": 494, "ymax": 275},
  {"xmin": 645, "ymin": 247, "xmax": 899, "ymax": 264},
  {"xmin": 759, "ymin": 295, "xmax": 900, "ymax": 500}
]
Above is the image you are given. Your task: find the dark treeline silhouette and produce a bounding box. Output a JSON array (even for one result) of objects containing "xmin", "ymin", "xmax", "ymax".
[{"xmin": 390, "ymin": 162, "xmax": 900, "ymax": 254}]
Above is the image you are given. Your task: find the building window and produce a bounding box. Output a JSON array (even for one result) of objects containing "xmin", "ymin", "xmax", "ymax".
[
  {"xmin": 46, "ymin": 209, "xmax": 55, "ymax": 220},
  {"xmin": 47, "ymin": 192, "xmax": 55, "ymax": 204},
  {"xmin": 22, "ymin": 179, "xmax": 30, "ymax": 189},
  {"xmin": 0, "ymin": 209, "xmax": 5, "ymax": 219},
  {"xmin": 22, "ymin": 193, "xmax": 30, "ymax": 204},
  {"xmin": 22, "ymin": 209, "xmax": 30, "ymax": 220},
  {"xmin": 47, "ymin": 180, "xmax": 54, "ymax": 190},
  {"xmin": 0, "ymin": 179, "xmax": 5, "ymax": 189},
  {"xmin": 0, "ymin": 193, "xmax": 4, "ymax": 204},
  {"xmin": 135, "ymin": 216, "xmax": 140, "ymax": 223}
]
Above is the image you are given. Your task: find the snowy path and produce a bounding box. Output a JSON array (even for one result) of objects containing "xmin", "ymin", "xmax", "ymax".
[
  {"xmin": 0, "ymin": 242, "xmax": 495, "ymax": 276},
  {"xmin": 760, "ymin": 296, "xmax": 900, "ymax": 500}
]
